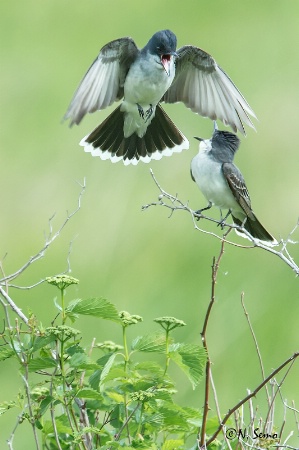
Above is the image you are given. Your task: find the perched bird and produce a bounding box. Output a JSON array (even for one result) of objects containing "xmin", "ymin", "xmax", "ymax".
[
  {"xmin": 64, "ymin": 30, "xmax": 256, "ymax": 165},
  {"xmin": 191, "ymin": 123, "xmax": 276, "ymax": 245}
]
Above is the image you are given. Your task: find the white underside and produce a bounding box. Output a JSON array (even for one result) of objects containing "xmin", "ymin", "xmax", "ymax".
[{"xmin": 191, "ymin": 149, "xmax": 244, "ymax": 218}]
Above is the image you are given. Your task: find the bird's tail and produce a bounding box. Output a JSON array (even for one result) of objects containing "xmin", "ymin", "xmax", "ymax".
[
  {"xmin": 80, "ymin": 104, "xmax": 189, "ymax": 165},
  {"xmin": 232, "ymin": 214, "xmax": 277, "ymax": 246}
]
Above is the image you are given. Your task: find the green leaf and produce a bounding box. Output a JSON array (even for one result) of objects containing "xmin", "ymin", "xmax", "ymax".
[
  {"xmin": 106, "ymin": 391, "xmax": 124, "ymax": 403},
  {"xmin": 131, "ymin": 333, "xmax": 166, "ymax": 353},
  {"xmin": 69, "ymin": 352, "xmax": 88, "ymax": 368},
  {"xmin": 162, "ymin": 439, "xmax": 184, "ymax": 450},
  {"xmin": 32, "ymin": 334, "xmax": 57, "ymax": 352},
  {"xmin": 181, "ymin": 406, "xmax": 202, "ymax": 428},
  {"xmin": 133, "ymin": 361, "xmax": 164, "ymax": 376},
  {"xmin": 42, "ymin": 414, "xmax": 73, "ymax": 435},
  {"xmin": 66, "ymin": 297, "xmax": 120, "ymax": 322},
  {"xmin": 158, "ymin": 403, "xmax": 189, "ymax": 430},
  {"xmin": 0, "ymin": 346, "xmax": 14, "ymax": 361},
  {"xmin": 76, "ymin": 388, "xmax": 103, "ymax": 401},
  {"xmin": 28, "ymin": 357, "xmax": 57, "ymax": 372},
  {"xmin": 100, "ymin": 353, "xmax": 117, "ymax": 386},
  {"xmin": 99, "ymin": 367, "xmax": 127, "ymax": 384},
  {"xmin": 169, "ymin": 343, "xmax": 206, "ymax": 389},
  {"xmin": 39, "ymin": 396, "xmax": 53, "ymax": 417},
  {"xmin": 89, "ymin": 369, "xmax": 101, "ymax": 391}
]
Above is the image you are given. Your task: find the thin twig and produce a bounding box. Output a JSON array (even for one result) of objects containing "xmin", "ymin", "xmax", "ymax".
[
  {"xmin": 241, "ymin": 294, "xmax": 270, "ymax": 406},
  {"xmin": 210, "ymin": 369, "xmax": 233, "ymax": 450},
  {"xmin": 204, "ymin": 352, "xmax": 299, "ymax": 447},
  {"xmin": 113, "ymin": 402, "xmax": 141, "ymax": 442},
  {"xmin": 0, "ymin": 287, "xmax": 29, "ymax": 325},
  {"xmin": 7, "ymin": 410, "xmax": 26, "ymax": 450},
  {"xmin": 143, "ymin": 170, "xmax": 299, "ymax": 276},
  {"xmin": 199, "ymin": 230, "xmax": 230, "ymax": 447},
  {"xmin": 0, "ymin": 179, "xmax": 86, "ymax": 288}
]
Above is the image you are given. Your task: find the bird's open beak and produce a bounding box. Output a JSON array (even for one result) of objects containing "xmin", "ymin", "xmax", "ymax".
[
  {"xmin": 194, "ymin": 136, "xmax": 203, "ymax": 142},
  {"xmin": 161, "ymin": 51, "xmax": 177, "ymax": 76}
]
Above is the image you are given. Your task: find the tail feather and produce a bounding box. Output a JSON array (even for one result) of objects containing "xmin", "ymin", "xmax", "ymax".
[
  {"xmin": 80, "ymin": 104, "xmax": 189, "ymax": 165},
  {"xmin": 232, "ymin": 214, "xmax": 277, "ymax": 245}
]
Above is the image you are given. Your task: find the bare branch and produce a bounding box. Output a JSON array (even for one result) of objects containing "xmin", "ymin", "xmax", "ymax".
[
  {"xmin": 204, "ymin": 352, "xmax": 299, "ymax": 447},
  {"xmin": 143, "ymin": 170, "xmax": 299, "ymax": 275},
  {"xmin": 241, "ymin": 293, "xmax": 270, "ymax": 406},
  {"xmin": 0, "ymin": 179, "xmax": 86, "ymax": 289},
  {"xmin": 199, "ymin": 231, "xmax": 230, "ymax": 447},
  {"xmin": 0, "ymin": 287, "xmax": 28, "ymax": 325}
]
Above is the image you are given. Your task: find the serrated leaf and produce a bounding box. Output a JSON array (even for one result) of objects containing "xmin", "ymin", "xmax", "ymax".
[
  {"xmin": 158, "ymin": 404, "xmax": 189, "ymax": 430},
  {"xmin": 99, "ymin": 367, "xmax": 127, "ymax": 384},
  {"xmin": 39, "ymin": 396, "xmax": 53, "ymax": 417},
  {"xmin": 182, "ymin": 406, "xmax": 202, "ymax": 427},
  {"xmin": 76, "ymin": 388, "xmax": 103, "ymax": 400},
  {"xmin": 133, "ymin": 361, "xmax": 164, "ymax": 376},
  {"xmin": 42, "ymin": 414, "xmax": 73, "ymax": 435},
  {"xmin": 0, "ymin": 346, "xmax": 14, "ymax": 361},
  {"xmin": 131, "ymin": 333, "xmax": 166, "ymax": 353},
  {"xmin": 89, "ymin": 369, "xmax": 101, "ymax": 391},
  {"xmin": 100, "ymin": 353, "xmax": 117, "ymax": 386},
  {"xmin": 66, "ymin": 297, "xmax": 120, "ymax": 322},
  {"xmin": 69, "ymin": 352, "xmax": 88, "ymax": 368},
  {"xmin": 28, "ymin": 357, "xmax": 57, "ymax": 372},
  {"xmin": 169, "ymin": 343, "xmax": 206, "ymax": 389},
  {"xmin": 162, "ymin": 439, "xmax": 184, "ymax": 450},
  {"xmin": 106, "ymin": 391, "xmax": 124, "ymax": 403},
  {"xmin": 32, "ymin": 335, "xmax": 57, "ymax": 352}
]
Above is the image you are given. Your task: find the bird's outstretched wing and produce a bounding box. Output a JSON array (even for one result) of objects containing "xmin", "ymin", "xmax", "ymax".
[
  {"xmin": 222, "ymin": 162, "xmax": 254, "ymax": 218},
  {"xmin": 64, "ymin": 38, "xmax": 139, "ymax": 126},
  {"xmin": 163, "ymin": 46, "xmax": 256, "ymax": 134}
]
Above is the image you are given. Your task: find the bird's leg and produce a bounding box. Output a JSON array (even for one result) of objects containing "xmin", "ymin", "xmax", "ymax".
[
  {"xmin": 218, "ymin": 209, "xmax": 232, "ymax": 229},
  {"xmin": 137, "ymin": 103, "xmax": 145, "ymax": 119},
  {"xmin": 194, "ymin": 202, "xmax": 212, "ymax": 221},
  {"xmin": 145, "ymin": 104, "xmax": 153, "ymax": 122}
]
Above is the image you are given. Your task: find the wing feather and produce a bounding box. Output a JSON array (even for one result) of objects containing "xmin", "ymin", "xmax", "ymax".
[
  {"xmin": 222, "ymin": 162, "xmax": 254, "ymax": 217},
  {"xmin": 164, "ymin": 45, "xmax": 256, "ymax": 134},
  {"xmin": 64, "ymin": 37, "xmax": 139, "ymax": 126}
]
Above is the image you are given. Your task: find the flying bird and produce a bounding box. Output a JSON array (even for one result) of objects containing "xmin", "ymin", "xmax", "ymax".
[
  {"xmin": 64, "ymin": 30, "xmax": 256, "ymax": 165},
  {"xmin": 191, "ymin": 123, "xmax": 276, "ymax": 245}
]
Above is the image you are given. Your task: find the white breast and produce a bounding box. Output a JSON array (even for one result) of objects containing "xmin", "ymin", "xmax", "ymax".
[
  {"xmin": 124, "ymin": 53, "xmax": 175, "ymax": 106},
  {"xmin": 191, "ymin": 151, "xmax": 241, "ymax": 212}
]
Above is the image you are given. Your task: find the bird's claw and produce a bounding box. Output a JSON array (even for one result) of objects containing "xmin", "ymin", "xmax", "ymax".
[
  {"xmin": 194, "ymin": 209, "xmax": 203, "ymax": 221},
  {"xmin": 217, "ymin": 219, "xmax": 226, "ymax": 230},
  {"xmin": 145, "ymin": 104, "xmax": 153, "ymax": 122},
  {"xmin": 137, "ymin": 103, "xmax": 144, "ymax": 119}
]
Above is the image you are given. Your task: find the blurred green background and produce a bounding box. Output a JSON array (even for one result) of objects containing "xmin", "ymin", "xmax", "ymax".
[{"xmin": 1, "ymin": 1, "xmax": 299, "ymax": 448}]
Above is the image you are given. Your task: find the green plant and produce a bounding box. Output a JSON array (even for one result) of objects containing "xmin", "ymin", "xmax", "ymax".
[{"xmin": 0, "ymin": 274, "xmax": 208, "ymax": 449}]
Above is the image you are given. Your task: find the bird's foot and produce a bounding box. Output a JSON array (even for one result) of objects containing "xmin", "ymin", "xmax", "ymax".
[
  {"xmin": 145, "ymin": 104, "xmax": 153, "ymax": 122},
  {"xmin": 217, "ymin": 209, "xmax": 231, "ymax": 229},
  {"xmin": 194, "ymin": 202, "xmax": 212, "ymax": 221},
  {"xmin": 217, "ymin": 219, "xmax": 226, "ymax": 230},
  {"xmin": 137, "ymin": 103, "xmax": 145, "ymax": 119}
]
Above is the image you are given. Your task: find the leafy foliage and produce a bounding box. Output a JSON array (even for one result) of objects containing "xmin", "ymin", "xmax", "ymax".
[{"xmin": 0, "ymin": 277, "xmax": 208, "ymax": 449}]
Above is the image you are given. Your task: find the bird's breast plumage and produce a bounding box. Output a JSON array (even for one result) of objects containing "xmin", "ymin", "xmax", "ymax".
[
  {"xmin": 191, "ymin": 151, "xmax": 242, "ymax": 212},
  {"xmin": 123, "ymin": 53, "xmax": 175, "ymax": 105}
]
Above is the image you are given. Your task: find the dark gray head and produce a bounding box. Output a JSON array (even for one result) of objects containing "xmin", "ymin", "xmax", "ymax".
[
  {"xmin": 211, "ymin": 129, "xmax": 240, "ymax": 162},
  {"xmin": 194, "ymin": 123, "xmax": 240, "ymax": 163},
  {"xmin": 146, "ymin": 30, "xmax": 177, "ymax": 56}
]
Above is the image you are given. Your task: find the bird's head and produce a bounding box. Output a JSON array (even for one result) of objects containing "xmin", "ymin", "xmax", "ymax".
[
  {"xmin": 194, "ymin": 121, "xmax": 240, "ymax": 160},
  {"xmin": 147, "ymin": 30, "xmax": 178, "ymax": 76}
]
